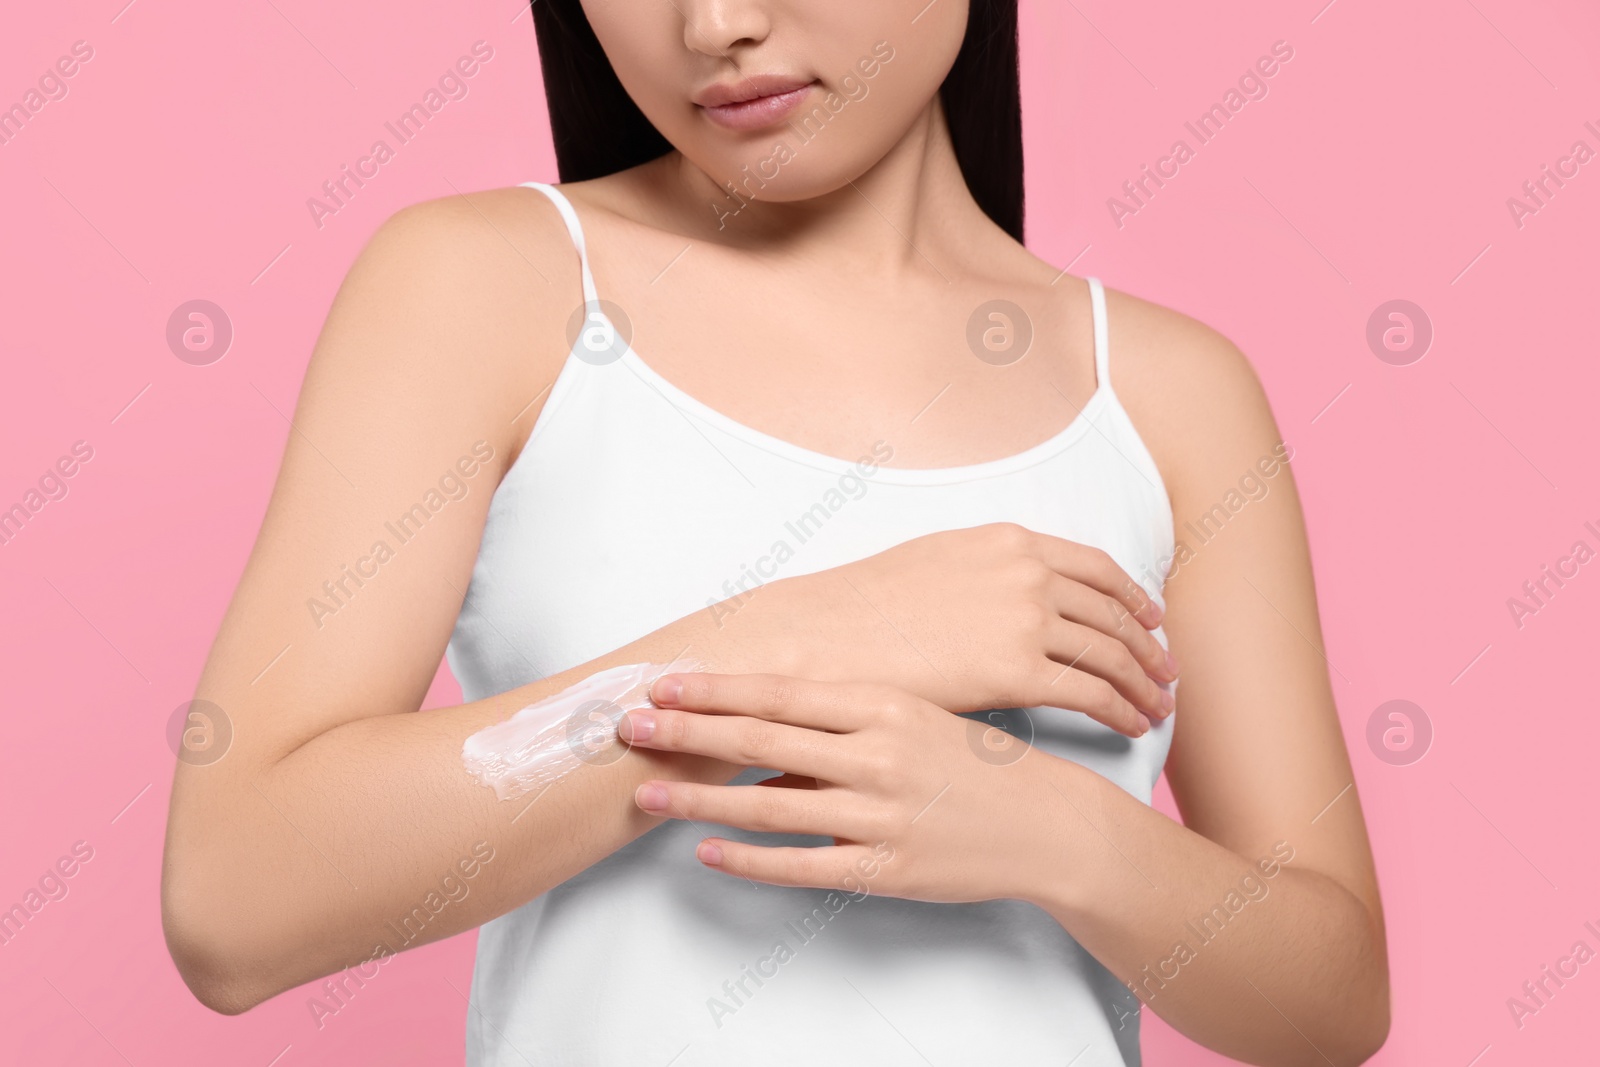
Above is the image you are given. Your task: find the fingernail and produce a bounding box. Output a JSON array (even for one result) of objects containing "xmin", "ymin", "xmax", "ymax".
[
  {"xmin": 1161, "ymin": 690, "xmax": 1175, "ymax": 714},
  {"xmin": 1149, "ymin": 601, "xmax": 1165, "ymax": 623},
  {"xmin": 654, "ymin": 676, "xmax": 683, "ymax": 706},
  {"xmin": 636, "ymin": 783, "xmax": 669, "ymax": 812},
  {"xmin": 1165, "ymin": 652, "xmax": 1180, "ymax": 678},
  {"xmin": 1136, "ymin": 714, "xmax": 1151, "ymax": 736},
  {"xmin": 620, "ymin": 712, "xmax": 654, "ymax": 742},
  {"xmin": 697, "ymin": 841, "xmax": 724, "ymax": 866}
]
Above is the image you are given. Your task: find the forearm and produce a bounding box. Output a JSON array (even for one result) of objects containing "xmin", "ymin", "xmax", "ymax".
[
  {"xmin": 164, "ymin": 588, "xmax": 813, "ymax": 1012},
  {"xmin": 1021, "ymin": 761, "xmax": 1389, "ymax": 1066}
]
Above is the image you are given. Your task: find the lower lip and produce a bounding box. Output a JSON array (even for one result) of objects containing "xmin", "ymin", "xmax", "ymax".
[{"xmin": 700, "ymin": 84, "xmax": 816, "ymax": 131}]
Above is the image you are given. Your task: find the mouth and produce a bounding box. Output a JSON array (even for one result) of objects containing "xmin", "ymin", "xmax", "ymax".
[{"xmin": 694, "ymin": 76, "xmax": 818, "ymax": 131}]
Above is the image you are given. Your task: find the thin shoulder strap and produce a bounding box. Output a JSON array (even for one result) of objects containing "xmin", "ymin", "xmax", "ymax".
[
  {"xmin": 523, "ymin": 181, "xmax": 600, "ymax": 311},
  {"xmin": 1086, "ymin": 275, "xmax": 1111, "ymax": 391}
]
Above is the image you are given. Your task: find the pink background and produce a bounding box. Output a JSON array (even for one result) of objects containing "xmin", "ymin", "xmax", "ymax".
[{"xmin": 3, "ymin": 0, "xmax": 1597, "ymax": 1063}]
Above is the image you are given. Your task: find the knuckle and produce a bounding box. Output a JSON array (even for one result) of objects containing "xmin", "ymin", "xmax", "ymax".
[
  {"xmin": 860, "ymin": 749, "xmax": 895, "ymax": 786},
  {"xmin": 1081, "ymin": 676, "xmax": 1119, "ymax": 713},
  {"xmin": 1087, "ymin": 546, "xmax": 1120, "ymax": 580},
  {"xmin": 668, "ymin": 785, "xmax": 697, "ymax": 818},
  {"xmin": 659, "ymin": 710, "xmax": 692, "ymax": 749},
  {"xmin": 989, "ymin": 521, "xmax": 1030, "ymax": 551},
  {"xmin": 734, "ymin": 721, "xmax": 775, "ymax": 764},
  {"xmin": 676, "ymin": 673, "xmax": 714, "ymax": 705},
  {"xmin": 863, "ymin": 683, "xmax": 904, "ymax": 714},
  {"xmin": 877, "ymin": 690, "xmax": 921, "ymax": 725},
  {"xmin": 785, "ymin": 854, "xmax": 817, "ymax": 886},
  {"xmin": 1072, "ymin": 626, "xmax": 1108, "ymax": 659},
  {"xmin": 1010, "ymin": 557, "xmax": 1054, "ymax": 594},
  {"xmin": 751, "ymin": 788, "xmax": 787, "ymax": 830},
  {"xmin": 1110, "ymin": 641, "xmax": 1141, "ymax": 681},
  {"xmin": 756, "ymin": 676, "xmax": 800, "ymax": 716},
  {"xmin": 857, "ymin": 743, "xmax": 901, "ymax": 787},
  {"xmin": 1104, "ymin": 593, "xmax": 1134, "ymax": 630},
  {"xmin": 871, "ymin": 698, "xmax": 904, "ymax": 728},
  {"xmin": 1018, "ymin": 599, "xmax": 1054, "ymax": 633}
]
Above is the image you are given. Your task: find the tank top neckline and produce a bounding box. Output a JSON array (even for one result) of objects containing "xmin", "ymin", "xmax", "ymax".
[{"xmin": 523, "ymin": 180, "xmax": 1120, "ymax": 487}]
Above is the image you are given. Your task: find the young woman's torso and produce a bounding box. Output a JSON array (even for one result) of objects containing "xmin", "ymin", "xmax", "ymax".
[{"xmin": 445, "ymin": 171, "xmax": 1184, "ymax": 1066}]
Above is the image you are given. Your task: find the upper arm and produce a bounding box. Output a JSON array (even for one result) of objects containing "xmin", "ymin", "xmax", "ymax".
[
  {"xmin": 1110, "ymin": 288, "xmax": 1383, "ymax": 925},
  {"xmin": 180, "ymin": 188, "xmax": 574, "ymax": 778}
]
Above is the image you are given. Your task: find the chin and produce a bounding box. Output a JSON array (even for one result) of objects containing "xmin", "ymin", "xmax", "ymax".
[{"xmin": 687, "ymin": 141, "xmax": 877, "ymax": 207}]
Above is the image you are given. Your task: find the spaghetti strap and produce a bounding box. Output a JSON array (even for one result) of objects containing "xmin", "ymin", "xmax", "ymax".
[
  {"xmin": 523, "ymin": 181, "xmax": 601, "ymax": 312},
  {"xmin": 1087, "ymin": 276, "xmax": 1111, "ymax": 392}
]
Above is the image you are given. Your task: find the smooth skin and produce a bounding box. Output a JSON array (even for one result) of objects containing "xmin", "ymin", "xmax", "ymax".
[{"xmin": 161, "ymin": 0, "xmax": 1388, "ymax": 1063}]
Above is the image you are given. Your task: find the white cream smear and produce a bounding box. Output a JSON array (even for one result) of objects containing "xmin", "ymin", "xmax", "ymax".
[{"xmin": 462, "ymin": 658, "xmax": 707, "ymax": 800}]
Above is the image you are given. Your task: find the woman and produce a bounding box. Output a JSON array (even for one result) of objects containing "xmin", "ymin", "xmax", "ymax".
[{"xmin": 161, "ymin": 1, "xmax": 1390, "ymax": 1063}]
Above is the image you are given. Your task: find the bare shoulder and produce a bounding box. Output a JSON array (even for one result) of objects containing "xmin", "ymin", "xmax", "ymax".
[
  {"xmin": 318, "ymin": 184, "xmax": 584, "ymax": 469},
  {"xmin": 364, "ymin": 183, "xmax": 577, "ymax": 272},
  {"xmin": 1097, "ymin": 283, "xmax": 1288, "ymax": 511},
  {"xmin": 349, "ymin": 184, "xmax": 579, "ymax": 321}
]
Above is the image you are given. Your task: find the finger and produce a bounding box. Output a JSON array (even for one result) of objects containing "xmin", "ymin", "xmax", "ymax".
[
  {"xmin": 1048, "ymin": 575, "xmax": 1177, "ymax": 684},
  {"xmin": 635, "ymin": 780, "xmax": 875, "ymax": 839},
  {"xmin": 1025, "ymin": 531, "xmax": 1164, "ymax": 630},
  {"xmin": 694, "ymin": 837, "xmax": 887, "ymax": 893},
  {"xmin": 651, "ymin": 672, "xmax": 872, "ymax": 732},
  {"xmin": 1022, "ymin": 653, "xmax": 1154, "ymax": 737},
  {"xmin": 619, "ymin": 708, "xmax": 853, "ymax": 779},
  {"xmin": 1044, "ymin": 619, "xmax": 1172, "ymax": 721}
]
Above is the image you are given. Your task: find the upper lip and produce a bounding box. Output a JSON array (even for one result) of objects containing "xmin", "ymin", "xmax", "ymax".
[{"xmin": 693, "ymin": 74, "xmax": 815, "ymax": 109}]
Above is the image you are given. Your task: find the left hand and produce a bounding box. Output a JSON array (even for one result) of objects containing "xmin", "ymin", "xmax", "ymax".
[{"xmin": 618, "ymin": 671, "xmax": 1076, "ymax": 904}]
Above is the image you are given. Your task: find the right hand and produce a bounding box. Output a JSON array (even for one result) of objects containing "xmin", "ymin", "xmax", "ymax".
[{"xmin": 768, "ymin": 522, "xmax": 1178, "ymax": 737}]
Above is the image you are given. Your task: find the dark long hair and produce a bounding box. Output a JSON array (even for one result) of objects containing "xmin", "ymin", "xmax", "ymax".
[{"xmin": 529, "ymin": 0, "xmax": 1025, "ymax": 241}]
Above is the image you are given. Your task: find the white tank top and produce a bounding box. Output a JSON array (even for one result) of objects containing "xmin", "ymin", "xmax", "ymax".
[{"xmin": 446, "ymin": 181, "xmax": 1177, "ymax": 1067}]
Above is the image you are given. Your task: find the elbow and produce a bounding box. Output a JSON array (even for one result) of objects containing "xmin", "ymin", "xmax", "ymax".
[
  {"xmin": 1267, "ymin": 920, "xmax": 1390, "ymax": 1066},
  {"xmin": 161, "ymin": 878, "xmax": 274, "ymax": 1016},
  {"xmin": 1347, "ymin": 920, "xmax": 1393, "ymax": 1064},
  {"xmin": 1323, "ymin": 958, "xmax": 1391, "ymax": 1066},
  {"xmin": 181, "ymin": 969, "xmax": 263, "ymax": 1018},
  {"xmin": 1342, "ymin": 993, "xmax": 1391, "ymax": 1066},
  {"xmin": 165, "ymin": 932, "xmax": 268, "ymax": 1016},
  {"xmin": 1313, "ymin": 883, "xmax": 1391, "ymax": 1066}
]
